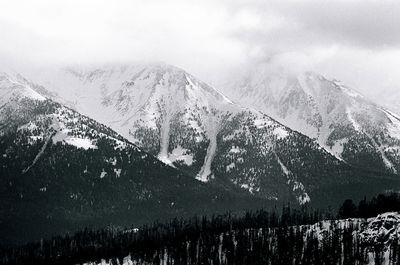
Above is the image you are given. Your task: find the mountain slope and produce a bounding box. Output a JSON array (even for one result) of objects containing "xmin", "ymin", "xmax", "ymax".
[
  {"xmin": 23, "ymin": 64, "xmax": 400, "ymax": 206},
  {"xmin": 0, "ymin": 72, "xmax": 269, "ymax": 244},
  {"xmin": 221, "ymin": 65, "xmax": 400, "ymax": 175},
  {"xmin": 378, "ymin": 90, "xmax": 400, "ymax": 118}
]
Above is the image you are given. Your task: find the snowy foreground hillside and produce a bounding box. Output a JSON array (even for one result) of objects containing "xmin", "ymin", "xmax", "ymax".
[
  {"xmin": 2, "ymin": 194, "xmax": 400, "ymax": 265},
  {"xmin": 82, "ymin": 212, "xmax": 400, "ymax": 265}
]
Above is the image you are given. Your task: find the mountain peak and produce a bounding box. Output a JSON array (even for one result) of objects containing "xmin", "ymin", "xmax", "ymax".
[
  {"xmin": 223, "ymin": 65, "xmax": 400, "ymax": 174},
  {"xmin": 8, "ymin": 63, "xmax": 399, "ymax": 204},
  {"xmin": 0, "ymin": 72, "xmax": 46, "ymax": 105}
]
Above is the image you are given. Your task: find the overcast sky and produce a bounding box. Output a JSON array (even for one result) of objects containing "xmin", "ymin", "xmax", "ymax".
[{"xmin": 1, "ymin": 0, "xmax": 400, "ymax": 102}]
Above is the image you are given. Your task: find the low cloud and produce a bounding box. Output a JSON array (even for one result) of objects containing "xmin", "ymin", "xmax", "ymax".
[{"xmin": 0, "ymin": 0, "xmax": 399, "ymax": 102}]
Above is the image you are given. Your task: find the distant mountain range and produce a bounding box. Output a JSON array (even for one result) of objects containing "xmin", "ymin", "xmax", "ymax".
[
  {"xmin": 16, "ymin": 63, "xmax": 398, "ymax": 204},
  {"xmin": 221, "ymin": 64, "xmax": 400, "ymax": 175}
]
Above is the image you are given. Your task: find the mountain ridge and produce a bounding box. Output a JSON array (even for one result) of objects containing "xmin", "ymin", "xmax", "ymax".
[
  {"xmin": 14, "ymin": 63, "xmax": 399, "ymax": 207},
  {"xmin": 0, "ymin": 75, "xmax": 271, "ymax": 243},
  {"xmin": 220, "ymin": 65, "xmax": 400, "ymax": 175}
]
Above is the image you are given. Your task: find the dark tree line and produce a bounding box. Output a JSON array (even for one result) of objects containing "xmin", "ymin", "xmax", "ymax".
[
  {"xmin": 339, "ymin": 193, "xmax": 400, "ymax": 219},
  {"xmin": 1, "ymin": 193, "xmax": 400, "ymax": 265}
]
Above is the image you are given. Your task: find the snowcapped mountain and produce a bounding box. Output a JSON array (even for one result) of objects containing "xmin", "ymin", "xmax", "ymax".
[
  {"xmin": 221, "ymin": 64, "xmax": 400, "ymax": 175},
  {"xmin": 0, "ymin": 72, "xmax": 47, "ymax": 105},
  {"xmin": 28, "ymin": 63, "xmax": 237, "ymax": 181},
  {"xmin": 0, "ymin": 72, "xmax": 270, "ymax": 243},
  {"xmin": 22, "ymin": 64, "xmax": 399, "ymax": 206}
]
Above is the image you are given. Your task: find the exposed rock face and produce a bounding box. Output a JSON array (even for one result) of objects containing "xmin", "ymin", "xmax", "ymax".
[{"xmin": 222, "ymin": 65, "xmax": 400, "ymax": 175}]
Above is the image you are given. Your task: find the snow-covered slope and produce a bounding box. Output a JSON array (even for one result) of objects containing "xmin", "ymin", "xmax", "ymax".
[
  {"xmin": 21, "ymin": 64, "xmax": 399, "ymax": 206},
  {"xmin": 0, "ymin": 74, "xmax": 270, "ymax": 243},
  {"xmin": 305, "ymin": 212, "xmax": 400, "ymax": 265},
  {"xmin": 222, "ymin": 64, "xmax": 400, "ymax": 175},
  {"xmin": 380, "ymin": 92, "xmax": 400, "ymax": 119},
  {"xmin": 0, "ymin": 72, "xmax": 46, "ymax": 105},
  {"xmin": 27, "ymin": 64, "xmax": 238, "ymax": 181}
]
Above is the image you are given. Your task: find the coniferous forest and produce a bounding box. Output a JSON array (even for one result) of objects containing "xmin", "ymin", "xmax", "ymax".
[{"xmin": 1, "ymin": 193, "xmax": 400, "ymax": 265}]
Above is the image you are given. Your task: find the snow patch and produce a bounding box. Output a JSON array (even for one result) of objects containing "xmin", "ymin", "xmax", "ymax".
[
  {"xmin": 276, "ymin": 155, "xmax": 290, "ymax": 176},
  {"xmin": 367, "ymin": 134, "xmax": 397, "ymax": 174},
  {"xmin": 382, "ymin": 109, "xmax": 400, "ymax": 139},
  {"xmin": 273, "ymin": 127, "xmax": 289, "ymax": 139},
  {"xmin": 168, "ymin": 146, "xmax": 194, "ymax": 166},
  {"xmin": 275, "ymin": 153, "xmax": 310, "ymax": 205},
  {"xmin": 29, "ymin": 135, "xmax": 43, "ymax": 143},
  {"xmin": 22, "ymin": 134, "xmax": 53, "ymax": 174},
  {"xmin": 157, "ymin": 113, "xmax": 172, "ymax": 165},
  {"xmin": 196, "ymin": 116, "xmax": 218, "ymax": 182},
  {"xmin": 229, "ymin": 146, "xmax": 241, "ymax": 153},
  {"xmin": 18, "ymin": 122, "xmax": 38, "ymax": 132},
  {"xmin": 325, "ymin": 138, "xmax": 348, "ymax": 160},
  {"xmin": 346, "ymin": 107, "xmax": 361, "ymax": 131},
  {"xmin": 253, "ymin": 118, "xmax": 272, "ymax": 129},
  {"xmin": 50, "ymin": 113, "xmax": 98, "ymax": 150},
  {"xmin": 100, "ymin": 169, "xmax": 107, "ymax": 179},
  {"xmin": 114, "ymin": 168, "xmax": 122, "ymax": 178},
  {"xmin": 64, "ymin": 137, "xmax": 97, "ymax": 150},
  {"xmin": 226, "ymin": 162, "xmax": 235, "ymax": 172},
  {"xmin": 239, "ymin": 183, "xmax": 260, "ymax": 194}
]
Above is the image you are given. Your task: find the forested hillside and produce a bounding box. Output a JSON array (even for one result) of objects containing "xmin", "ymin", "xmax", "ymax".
[
  {"xmin": 0, "ymin": 93, "xmax": 268, "ymax": 244},
  {"xmin": 2, "ymin": 194, "xmax": 400, "ymax": 265}
]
